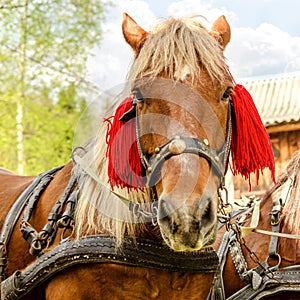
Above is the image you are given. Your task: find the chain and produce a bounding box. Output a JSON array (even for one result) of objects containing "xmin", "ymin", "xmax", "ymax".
[
  {"xmin": 240, "ymin": 237, "xmax": 289, "ymax": 285},
  {"xmin": 217, "ymin": 186, "xmax": 233, "ymax": 227}
]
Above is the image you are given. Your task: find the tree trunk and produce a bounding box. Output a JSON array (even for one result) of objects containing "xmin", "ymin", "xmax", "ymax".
[{"xmin": 16, "ymin": 0, "xmax": 28, "ymax": 174}]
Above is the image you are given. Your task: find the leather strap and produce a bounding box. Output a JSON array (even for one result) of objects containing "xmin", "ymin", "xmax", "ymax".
[
  {"xmin": 269, "ymin": 175, "xmax": 294, "ymax": 257},
  {"xmin": 0, "ymin": 166, "xmax": 63, "ymax": 282},
  {"xmin": 20, "ymin": 172, "xmax": 59, "ymax": 256},
  {"xmin": 207, "ymin": 230, "xmax": 233, "ymax": 300},
  {"xmin": 239, "ymin": 197, "xmax": 261, "ymax": 238},
  {"xmin": 147, "ymin": 135, "xmax": 226, "ymax": 187},
  {"xmin": 254, "ymin": 229, "xmax": 300, "ymax": 240},
  {"xmin": 1, "ymin": 234, "xmax": 219, "ymax": 300},
  {"xmin": 227, "ymin": 265, "xmax": 300, "ymax": 300}
]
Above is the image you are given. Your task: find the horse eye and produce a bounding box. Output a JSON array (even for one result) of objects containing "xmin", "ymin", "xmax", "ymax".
[{"xmin": 221, "ymin": 87, "xmax": 233, "ymax": 101}]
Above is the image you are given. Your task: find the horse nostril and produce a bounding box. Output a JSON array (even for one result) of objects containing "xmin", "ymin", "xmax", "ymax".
[
  {"xmin": 201, "ymin": 199, "xmax": 214, "ymax": 226},
  {"xmin": 194, "ymin": 220, "xmax": 200, "ymax": 231},
  {"xmin": 159, "ymin": 198, "xmax": 175, "ymax": 219},
  {"xmin": 171, "ymin": 223, "xmax": 178, "ymax": 234}
]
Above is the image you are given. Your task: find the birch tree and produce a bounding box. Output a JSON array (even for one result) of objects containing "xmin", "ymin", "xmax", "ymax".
[{"xmin": 0, "ymin": 0, "xmax": 107, "ymax": 174}]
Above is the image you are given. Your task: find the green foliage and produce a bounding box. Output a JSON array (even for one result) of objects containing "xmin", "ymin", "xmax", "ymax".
[{"xmin": 0, "ymin": 0, "xmax": 108, "ymax": 174}]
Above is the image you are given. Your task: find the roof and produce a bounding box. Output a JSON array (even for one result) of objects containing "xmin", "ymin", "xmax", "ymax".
[{"xmin": 241, "ymin": 72, "xmax": 300, "ymax": 127}]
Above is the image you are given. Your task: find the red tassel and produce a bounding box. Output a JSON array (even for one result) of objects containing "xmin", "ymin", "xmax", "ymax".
[
  {"xmin": 104, "ymin": 97, "xmax": 145, "ymax": 191},
  {"xmin": 230, "ymin": 84, "xmax": 275, "ymax": 188}
]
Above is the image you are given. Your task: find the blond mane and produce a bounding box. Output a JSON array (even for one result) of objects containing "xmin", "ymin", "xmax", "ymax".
[
  {"xmin": 127, "ymin": 17, "xmax": 228, "ymax": 84},
  {"xmin": 73, "ymin": 119, "xmax": 152, "ymax": 245},
  {"xmin": 74, "ymin": 16, "xmax": 230, "ymax": 245}
]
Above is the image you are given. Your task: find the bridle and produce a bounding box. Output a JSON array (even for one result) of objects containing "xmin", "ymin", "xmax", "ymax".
[
  {"xmin": 74, "ymin": 85, "xmax": 234, "ymax": 223},
  {"xmin": 124, "ymin": 87, "xmax": 233, "ymax": 191}
]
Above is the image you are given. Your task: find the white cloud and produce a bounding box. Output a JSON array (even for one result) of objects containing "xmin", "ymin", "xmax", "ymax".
[
  {"xmin": 87, "ymin": 0, "xmax": 300, "ymax": 93},
  {"xmin": 227, "ymin": 23, "xmax": 300, "ymax": 79},
  {"xmin": 87, "ymin": 0, "xmax": 156, "ymax": 92},
  {"xmin": 168, "ymin": 0, "xmax": 236, "ymax": 25}
]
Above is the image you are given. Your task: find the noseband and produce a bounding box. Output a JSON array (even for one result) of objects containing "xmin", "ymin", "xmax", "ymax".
[{"xmin": 127, "ymin": 88, "xmax": 233, "ymax": 189}]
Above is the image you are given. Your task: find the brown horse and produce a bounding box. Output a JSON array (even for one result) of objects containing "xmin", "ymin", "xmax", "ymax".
[
  {"xmin": 210, "ymin": 150, "xmax": 300, "ymax": 299},
  {"xmin": 0, "ymin": 13, "xmax": 272, "ymax": 300},
  {"xmin": 0, "ymin": 168, "xmax": 14, "ymax": 175}
]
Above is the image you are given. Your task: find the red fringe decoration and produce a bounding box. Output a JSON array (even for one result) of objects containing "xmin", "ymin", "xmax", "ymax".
[
  {"xmin": 230, "ymin": 84, "xmax": 276, "ymax": 188},
  {"xmin": 104, "ymin": 97, "xmax": 145, "ymax": 191}
]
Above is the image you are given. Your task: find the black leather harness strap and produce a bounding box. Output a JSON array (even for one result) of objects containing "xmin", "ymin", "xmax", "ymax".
[
  {"xmin": 207, "ymin": 174, "xmax": 300, "ymax": 299},
  {"xmin": 0, "ymin": 166, "xmax": 63, "ymax": 282},
  {"xmin": 208, "ymin": 230, "xmax": 233, "ymax": 300},
  {"xmin": 227, "ymin": 265, "xmax": 300, "ymax": 300},
  {"xmin": 208, "ymin": 226, "xmax": 300, "ymax": 300},
  {"xmin": 20, "ymin": 174, "xmax": 78, "ymax": 257},
  {"xmin": 268, "ymin": 175, "xmax": 294, "ymax": 258},
  {"xmin": 146, "ymin": 135, "xmax": 226, "ymax": 187},
  {"xmin": 1, "ymin": 234, "xmax": 219, "ymax": 300}
]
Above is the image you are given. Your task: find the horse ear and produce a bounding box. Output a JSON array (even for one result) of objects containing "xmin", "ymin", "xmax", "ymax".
[
  {"xmin": 122, "ymin": 13, "xmax": 148, "ymax": 54},
  {"xmin": 210, "ymin": 15, "xmax": 231, "ymax": 49}
]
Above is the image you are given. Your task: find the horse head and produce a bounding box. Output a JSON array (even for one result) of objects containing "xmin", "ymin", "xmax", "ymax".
[{"xmin": 116, "ymin": 13, "xmax": 234, "ymax": 251}]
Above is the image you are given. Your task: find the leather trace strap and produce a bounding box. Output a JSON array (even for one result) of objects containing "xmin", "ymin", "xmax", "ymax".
[
  {"xmin": 1, "ymin": 234, "xmax": 219, "ymax": 300},
  {"xmin": 0, "ymin": 166, "xmax": 63, "ymax": 282},
  {"xmin": 20, "ymin": 173, "xmax": 78, "ymax": 257}
]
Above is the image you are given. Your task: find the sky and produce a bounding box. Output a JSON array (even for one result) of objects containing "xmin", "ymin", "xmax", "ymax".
[{"xmin": 87, "ymin": 0, "xmax": 300, "ymax": 92}]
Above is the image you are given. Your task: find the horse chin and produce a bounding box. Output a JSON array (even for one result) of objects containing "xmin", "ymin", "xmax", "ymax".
[
  {"xmin": 161, "ymin": 227, "xmax": 218, "ymax": 252},
  {"xmin": 158, "ymin": 215, "xmax": 218, "ymax": 252},
  {"xmin": 165, "ymin": 237, "xmax": 205, "ymax": 252},
  {"xmin": 156, "ymin": 192, "xmax": 219, "ymax": 252}
]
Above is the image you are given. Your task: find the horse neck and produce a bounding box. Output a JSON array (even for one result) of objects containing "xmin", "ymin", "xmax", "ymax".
[
  {"xmin": 281, "ymin": 166, "xmax": 300, "ymax": 231},
  {"xmin": 279, "ymin": 169, "xmax": 300, "ymax": 264},
  {"xmin": 241, "ymin": 165, "xmax": 300, "ymax": 267}
]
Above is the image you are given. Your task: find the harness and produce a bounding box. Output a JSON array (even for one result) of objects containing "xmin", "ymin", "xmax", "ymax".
[
  {"xmin": 0, "ymin": 168, "xmax": 219, "ymax": 299},
  {"xmin": 6, "ymin": 85, "xmax": 293, "ymax": 298},
  {"xmin": 1, "ymin": 234, "xmax": 218, "ymax": 300},
  {"xmin": 0, "ymin": 85, "xmax": 235, "ymax": 298},
  {"xmin": 0, "ymin": 166, "xmax": 64, "ymax": 281},
  {"xmin": 208, "ymin": 173, "xmax": 300, "ymax": 299}
]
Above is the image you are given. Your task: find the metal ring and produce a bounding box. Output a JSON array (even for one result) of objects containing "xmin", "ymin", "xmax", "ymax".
[{"xmin": 266, "ymin": 253, "xmax": 282, "ymax": 269}]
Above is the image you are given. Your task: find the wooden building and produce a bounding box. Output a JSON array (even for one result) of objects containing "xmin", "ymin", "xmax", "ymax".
[{"xmin": 232, "ymin": 72, "xmax": 300, "ymax": 197}]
